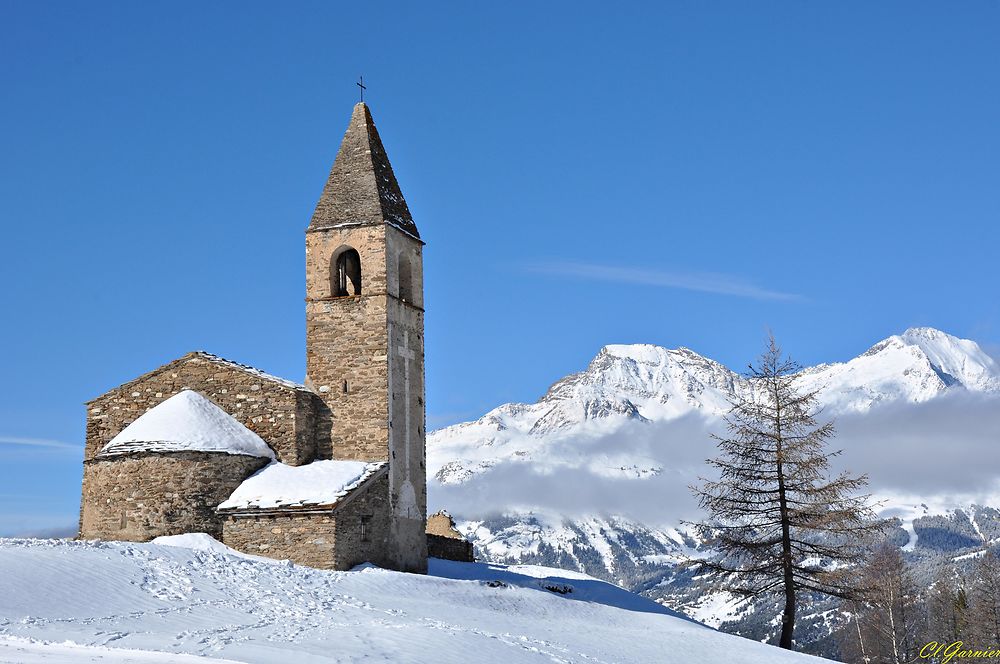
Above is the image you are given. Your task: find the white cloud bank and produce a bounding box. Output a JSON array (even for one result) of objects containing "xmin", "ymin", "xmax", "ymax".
[{"xmin": 430, "ymin": 392, "xmax": 1000, "ymax": 526}]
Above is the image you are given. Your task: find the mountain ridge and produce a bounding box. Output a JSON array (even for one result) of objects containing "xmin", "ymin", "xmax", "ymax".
[{"xmin": 429, "ymin": 327, "xmax": 1000, "ymax": 486}]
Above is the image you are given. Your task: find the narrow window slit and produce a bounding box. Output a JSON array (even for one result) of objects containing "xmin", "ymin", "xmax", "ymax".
[{"xmin": 360, "ymin": 515, "xmax": 371, "ymax": 542}]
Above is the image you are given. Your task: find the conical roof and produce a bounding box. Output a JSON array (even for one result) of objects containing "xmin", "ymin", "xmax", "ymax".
[
  {"xmin": 308, "ymin": 102, "xmax": 419, "ymax": 239},
  {"xmin": 97, "ymin": 390, "xmax": 276, "ymax": 459}
]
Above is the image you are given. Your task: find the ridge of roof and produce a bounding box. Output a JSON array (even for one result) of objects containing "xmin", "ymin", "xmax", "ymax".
[
  {"xmin": 189, "ymin": 351, "xmax": 309, "ymax": 391},
  {"xmin": 86, "ymin": 351, "xmax": 312, "ymax": 405}
]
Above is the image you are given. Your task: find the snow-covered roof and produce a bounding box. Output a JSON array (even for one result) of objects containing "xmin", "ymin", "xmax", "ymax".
[
  {"xmin": 218, "ymin": 460, "xmax": 386, "ymax": 511},
  {"xmin": 97, "ymin": 390, "xmax": 276, "ymax": 459}
]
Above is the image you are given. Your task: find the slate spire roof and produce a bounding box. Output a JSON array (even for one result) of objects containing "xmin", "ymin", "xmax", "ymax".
[{"xmin": 308, "ymin": 102, "xmax": 419, "ymax": 239}]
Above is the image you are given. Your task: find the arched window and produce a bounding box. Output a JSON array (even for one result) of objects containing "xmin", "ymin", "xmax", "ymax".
[
  {"xmin": 331, "ymin": 248, "xmax": 361, "ymax": 296},
  {"xmin": 397, "ymin": 253, "xmax": 413, "ymax": 303}
]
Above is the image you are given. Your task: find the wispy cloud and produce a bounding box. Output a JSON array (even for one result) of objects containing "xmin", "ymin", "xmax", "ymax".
[
  {"xmin": 0, "ymin": 436, "xmax": 81, "ymax": 451},
  {"xmin": 524, "ymin": 261, "xmax": 802, "ymax": 301}
]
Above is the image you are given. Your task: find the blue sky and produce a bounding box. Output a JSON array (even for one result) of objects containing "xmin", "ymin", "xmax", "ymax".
[{"xmin": 1, "ymin": 2, "xmax": 998, "ymax": 534}]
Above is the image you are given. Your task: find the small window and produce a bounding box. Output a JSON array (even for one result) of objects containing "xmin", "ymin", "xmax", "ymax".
[
  {"xmin": 342, "ymin": 380, "xmax": 349, "ymax": 394},
  {"xmin": 331, "ymin": 248, "xmax": 362, "ymax": 296},
  {"xmin": 360, "ymin": 515, "xmax": 371, "ymax": 542}
]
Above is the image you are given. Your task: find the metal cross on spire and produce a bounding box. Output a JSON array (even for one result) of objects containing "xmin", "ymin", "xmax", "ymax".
[{"xmin": 357, "ymin": 76, "xmax": 366, "ymax": 103}]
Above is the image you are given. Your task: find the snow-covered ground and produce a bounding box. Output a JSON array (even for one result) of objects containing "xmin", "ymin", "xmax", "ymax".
[
  {"xmin": 0, "ymin": 535, "xmax": 822, "ymax": 663},
  {"xmin": 0, "ymin": 636, "xmax": 246, "ymax": 664}
]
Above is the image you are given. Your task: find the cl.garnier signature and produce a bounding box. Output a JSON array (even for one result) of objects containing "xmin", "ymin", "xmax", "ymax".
[{"xmin": 921, "ymin": 641, "xmax": 1000, "ymax": 663}]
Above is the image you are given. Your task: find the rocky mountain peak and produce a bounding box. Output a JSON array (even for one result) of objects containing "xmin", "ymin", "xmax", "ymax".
[
  {"xmin": 429, "ymin": 328, "xmax": 1000, "ymax": 486},
  {"xmin": 838, "ymin": 327, "xmax": 1000, "ymax": 402}
]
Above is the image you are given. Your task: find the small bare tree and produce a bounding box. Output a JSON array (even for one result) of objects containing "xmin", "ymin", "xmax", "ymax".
[
  {"xmin": 847, "ymin": 542, "xmax": 920, "ymax": 664},
  {"xmin": 688, "ymin": 335, "xmax": 884, "ymax": 650},
  {"xmin": 925, "ymin": 565, "xmax": 968, "ymax": 645},
  {"xmin": 969, "ymin": 551, "xmax": 1000, "ymax": 645}
]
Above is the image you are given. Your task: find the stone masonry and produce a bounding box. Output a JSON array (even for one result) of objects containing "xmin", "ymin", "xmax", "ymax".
[
  {"xmin": 426, "ymin": 512, "xmax": 474, "ymax": 562},
  {"xmin": 80, "ymin": 451, "xmax": 268, "ymax": 541},
  {"xmin": 221, "ymin": 469, "xmax": 392, "ymax": 570},
  {"xmin": 305, "ymin": 224, "xmax": 392, "ymax": 463}
]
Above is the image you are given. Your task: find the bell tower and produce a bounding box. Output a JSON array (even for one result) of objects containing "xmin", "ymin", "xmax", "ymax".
[{"xmin": 305, "ymin": 102, "xmax": 427, "ymax": 573}]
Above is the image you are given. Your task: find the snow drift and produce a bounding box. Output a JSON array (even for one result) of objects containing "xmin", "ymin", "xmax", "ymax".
[{"xmin": 0, "ymin": 536, "xmax": 823, "ymax": 663}]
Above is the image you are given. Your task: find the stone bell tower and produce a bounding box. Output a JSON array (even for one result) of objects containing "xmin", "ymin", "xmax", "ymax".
[{"xmin": 305, "ymin": 102, "xmax": 427, "ymax": 573}]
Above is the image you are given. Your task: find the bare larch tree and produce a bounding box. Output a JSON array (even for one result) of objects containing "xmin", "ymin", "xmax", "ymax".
[{"xmin": 689, "ymin": 335, "xmax": 884, "ymax": 650}]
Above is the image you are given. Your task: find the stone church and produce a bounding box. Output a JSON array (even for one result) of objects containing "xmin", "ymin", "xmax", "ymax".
[{"xmin": 77, "ymin": 102, "xmax": 469, "ymax": 573}]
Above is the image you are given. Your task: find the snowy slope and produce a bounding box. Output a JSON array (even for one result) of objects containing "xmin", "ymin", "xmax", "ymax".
[{"xmin": 0, "ymin": 536, "xmax": 823, "ymax": 664}]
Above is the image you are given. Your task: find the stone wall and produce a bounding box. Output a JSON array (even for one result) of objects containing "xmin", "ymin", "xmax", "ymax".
[
  {"xmin": 305, "ymin": 223, "xmax": 427, "ymax": 574},
  {"xmin": 332, "ymin": 469, "xmax": 392, "ymax": 570},
  {"xmin": 305, "ymin": 224, "xmax": 391, "ymax": 463},
  {"xmin": 296, "ymin": 390, "xmax": 331, "ymax": 460},
  {"xmin": 223, "ymin": 511, "xmax": 339, "ymax": 569},
  {"xmin": 425, "ymin": 512, "xmax": 473, "ymax": 562},
  {"xmin": 427, "ymin": 534, "xmax": 474, "ymax": 562},
  {"xmin": 79, "ymin": 451, "xmax": 267, "ymax": 541},
  {"xmin": 221, "ymin": 471, "xmax": 392, "ymax": 570},
  {"xmin": 84, "ymin": 353, "xmax": 317, "ymax": 465},
  {"xmin": 384, "ymin": 226, "xmax": 428, "ymax": 574}
]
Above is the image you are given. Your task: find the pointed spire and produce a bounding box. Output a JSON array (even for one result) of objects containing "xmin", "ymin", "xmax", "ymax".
[{"xmin": 308, "ymin": 103, "xmax": 419, "ymax": 239}]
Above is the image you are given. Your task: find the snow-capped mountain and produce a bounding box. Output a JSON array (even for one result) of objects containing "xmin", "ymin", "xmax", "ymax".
[
  {"xmin": 798, "ymin": 327, "xmax": 1000, "ymax": 411},
  {"xmin": 429, "ymin": 327, "xmax": 1000, "ymax": 486},
  {"xmin": 426, "ymin": 327, "xmax": 1000, "ymax": 655}
]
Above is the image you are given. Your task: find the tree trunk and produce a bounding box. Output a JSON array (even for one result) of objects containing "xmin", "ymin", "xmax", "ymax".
[
  {"xmin": 775, "ymin": 392, "xmax": 795, "ymax": 650},
  {"xmin": 854, "ymin": 607, "xmax": 870, "ymax": 664},
  {"xmin": 887, "ymin": 588, "xmax": 900, "ymax": 664},
  {"xmin": 898, "ymin": 575, "xmax": 911, "ymax": 663},
  {"xmin": 780, "ymin": 583, "xmax": 795, "ymax": 649}
]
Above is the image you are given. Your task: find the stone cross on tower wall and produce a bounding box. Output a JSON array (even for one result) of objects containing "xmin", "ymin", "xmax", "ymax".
[
  {"xmin": 391, "ymin": 326, "xmax": 418, "ymax": 519},
  {"xmin": 304, "ymin": 102, "xmax": 428, "ymax": 573}
]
